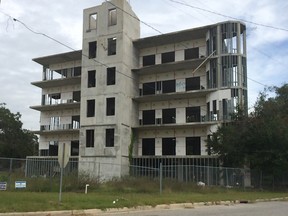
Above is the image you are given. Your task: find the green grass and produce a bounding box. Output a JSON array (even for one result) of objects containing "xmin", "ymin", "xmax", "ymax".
[{"xmin": 0, "ymin": 178, "xmax": 287, "ymax": 213}]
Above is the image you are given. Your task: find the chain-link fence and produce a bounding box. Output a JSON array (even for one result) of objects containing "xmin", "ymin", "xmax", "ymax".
[{"xmin": 0, "ymin": 157, "xmax": 287, "ymax": 191}]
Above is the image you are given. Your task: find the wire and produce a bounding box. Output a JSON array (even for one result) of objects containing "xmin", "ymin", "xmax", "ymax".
[{"xmin": 169, "ymin": 0, "xmax": 288, "ymax": 32}]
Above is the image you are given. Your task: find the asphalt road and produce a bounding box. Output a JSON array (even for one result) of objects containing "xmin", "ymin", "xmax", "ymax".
[{"xmin": 103, "ymin": 201, "xmax": 288, "ymax": 216}]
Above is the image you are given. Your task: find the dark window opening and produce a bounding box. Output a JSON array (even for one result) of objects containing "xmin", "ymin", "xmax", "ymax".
[
  {"xmin": 106, "ymin": 128, "xmax": 114, "ymax": 147},
  {"xmin": 161, "ymin": 51, "xmax": 175, "ymax": 63},
  {"xmin": 162, "ymin": 108, "xmax": 176, "ymax": 124},
  {"xmin": 40, "ymin": 149, "xmax": 48, "ymax": 156},
  {"xmin": 71, "ymin": 140, "xmax": 79, "ymax": 156},
  {"xmin": 143, "ymin": 55, "xmax": 155, "ymax": 66},
  {"xmin": 74, "ymin": 67, "xmax": 81, "ymax": 76},
  {"xmin": 73, "ymin": 91, "xmax": 80, "ymax": 102},
  {"xmin": 72, "ymin": 115, "xmax": 80, "ymax": 129},
  {"xmin": 107, "ymin": 67, "xmax": 116, "ymax": 85},
  {"xmin": 49, "ymin": 141, "xmax": 58, "ymax": 156},
  {"xmin": 223, "ymin": 99, "xmax": 228, "ymax": 120},
  {"xmin": 162, "ymin": 138, "xmax": 176, "ymax": 155},
  {"xmin": 108, "ymin": 8, "xmax": 117, "ymax": 26},
  {"xmin": 186, "ymin": 77, "xmax": 200, "ymax": 91},
  {"xmin": 186, "ymin": 137, "xmax": 201, "ymax": 155},
  {"xmin": 87, "ymin": 99, "xmax": 95, "ymax": 117},
  {"xmin": 89, "ymin": 41, "xmax": 97, "ymax": 59},
  {"xmin": 231, "ymin": 88, "xmax": 239, "ymax": 97},
  {"xmin": 86, "ymin": 130, "xmax": 94, "ymax": 147},
  {"xmin": 207, "ymin": 102, "xmax": 210, "ymax": 121},
  {"xmin": 185, "ymin": 47, "xmax": 199, "ymax": 60},
  {"xmin": 142, "ymin": 110, "xmax": 155, "ymax": 125},
  {"xmin": 162, "ymin": 80, "xmax": 175, "ymax": 93},
  {"xmin": 88, "ymin": 70, "xmax": 96, "ymax": 88},
  {"xmin": 186, "ymin": 106, "xmax": 200, "ymax": 122},
  {"xmin": 143, "ymin": 82, "xmax": 155, "ymax": 95},
  {"xmin": 142, "ymin": 138, "xmax": 155, "ymax": 156},
  {"xmin": 106, "ymin": 97, "xmax": 115, "ymax": 116},
  {"xmin": 108, "ymin": 38, "xmax": 116, "ymax": 55}
]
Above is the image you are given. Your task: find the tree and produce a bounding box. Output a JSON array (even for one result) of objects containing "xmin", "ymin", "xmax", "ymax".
[
  {"xmin": 207, "ymin": 84, "xmax": 288, "ymax": 175},
  {"xmin": 0, "ymin": 103, "xmax": 38, "ymax": 158}
]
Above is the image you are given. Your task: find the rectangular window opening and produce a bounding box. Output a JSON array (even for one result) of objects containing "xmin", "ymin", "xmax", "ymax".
[
  {"xmin": 185, "ymin": 47, "xmax": 199, "ymax": 60},
  {"xmin": 89, "ymin": 13, "xmax": 97, "ymax": 30},
  {"xmin": 143, "ymin": 54, "xmax": 155, "ymax": 66},
  {"xmin": 186, "ymin": 77, "xmax": 200, "ymax": 91},
  {"xmin": 71, "ymin": 140, "xmax": 79, "ymax": 156},
  {"xmin": 86, "ymin": 130, "xmax": 94, "ymax": 147},
  {"xmin": 106, "ymin": 128, "xmax": 115, "ymax": 147},
  {"xmin": 186, "ymin": 137, "xmax": 201, "ymax": 155},
  {"xmin": 108, "ymin": 8, "xmax": 117, "ymax": 26},
  {"xmin": 107, "ymin": 67, "xmax": 116, "ymax": 85},
  {"xmin": 106, "ymin": 97, "xmax": 115, "ymax": 116},
  {"xmin": 87, "ymin": 99, "xmax": 95, "ymax": 117},
  {"xmin": 142, "ymin": 138, "xmax": 155, "ymax": 156},
  {"xmin": 89, "ymin": 41, "xmax": 97, "ymax": 59},
  {"xmin": 162, "ymin": 138, "xmax": 176, "ymax": 156},
  {"xmin": 108, "ymin": 37, "xmax": 117, "ymax": 56},
  {"xmin": 88, "ymin": 70, "xmax": 96, "ymax": 88},
  {"xmin": 162, "ymin": 80, "xmax": 176, "ymax": 93},
  {"xmin": 161, "ymin": 51, "xmax": 175, "ymax": 63},
  {"xmin": 162, "ymin": 108, "xmax": 176, "ymax": 124},
  {"xmin": 142, "ymin": 110, "xmax": 155, "ymax": 125},
  {"xmin": 143, "ymin": 82, "xmax": 155, "ymax": 95},
  {"xmin": 186, "ymin": 106, "xmax": 200, "ymax": 122}
]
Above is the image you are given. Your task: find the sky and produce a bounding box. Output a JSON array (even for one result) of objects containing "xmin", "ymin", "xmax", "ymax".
[{"xmin": 0, "ymin": 0, "xmax": 287, "ymax": 130}]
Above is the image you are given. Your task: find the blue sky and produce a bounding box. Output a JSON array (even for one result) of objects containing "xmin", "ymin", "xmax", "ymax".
[{"xmin": 0, "ymin": 0, "xmax": 287, "ymax": 130}]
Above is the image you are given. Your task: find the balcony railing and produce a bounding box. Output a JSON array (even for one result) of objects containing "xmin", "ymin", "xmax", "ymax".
[{"xmin": 40, "ymin": 123, "xmax": 80, "ymax": 131}]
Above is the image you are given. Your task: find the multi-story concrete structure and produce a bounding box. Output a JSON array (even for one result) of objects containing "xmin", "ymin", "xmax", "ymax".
[{"xmin": 31, "ymin": 0, "xmax": 247, "ymax": 180}]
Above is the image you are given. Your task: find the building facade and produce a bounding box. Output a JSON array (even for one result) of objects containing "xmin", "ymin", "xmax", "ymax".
[{"xmin": 31, "ymin": 0, "xmax": 247, "ymax": 180}]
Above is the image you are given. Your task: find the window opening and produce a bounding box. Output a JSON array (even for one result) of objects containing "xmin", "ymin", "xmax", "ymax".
[
  {"xmin": 87, "ymin": 99, "xmax": 95, "ymax": 117},
  {"xmin": 143, "ymin": 54, "xmax": 155, "ymax": 66},
  {"xmin": 185, "ymin": 47, "xmax": 199, "ymax": 60},
  {"xmin": 186, "ymin": 106, "xmax": 200, "ymax": 122},
  {"xmin": 142, "ymin": 110, "xmax": 155, "ymax": 125},
  {"xmin": 86, "ymin": 130, "xmax": 94, "ymax": 147},
  {"xmin": 88, "ymin": 70, "xmax": 96, "ymax": 88},
  {"xmin": 108, "ymin": 37, "xmax": 117, "ymax": 55},
  {"xmin": 162, "ymin": 108, "xmax": 176, "ymax": 124},
  {"xmin": 142, "ymin": 138, "xmax": 155, "ymax": 156},
  {"xmin": 106, "ymin": 97, "xmax": 115, "ymax": 116},
  {"xmin": 162, "ymin": 138, "xmax": 176, "ymax": 155},
  {"xmin": 162, "ymin": 80, "xmax": 176, "ymax": 93},
  {"xmin": 106, "ymin": 128, "xmax": 115, "ymax": 147},
  {"xmin": 108, "ymin": 8, "xmax": 117, "ymax": 26},
  {"xmin": 186, "ymin": 137, "xmax": 201, "ymax": 155},
  {"xmin": 71, "ymin": 140, "xmax": 79, "ymax": 156},
  {"xmin": 107, "ymin": 67, "xmax": 116, "ymax": 85},
  {"xmin": 89, "ymin": 41, "xmax": 97, "ymax": 59},
  {"xmin": 143, "ymin": 82, "xmax": 155, "ymax": 95},
  {"xmin": 89, "ymin": 13, "xmax": 97, "ymax": 30},
  {"xmin": 161, "ymin": 51, "xmax": 175, "ymax": 63},
  {"xmin": 49, "ymin": 141, "xmax": 58, "ymax": 156},
  {"xmin": 186, "ymin": 77, "xmax": 200, "ymax": 91}
]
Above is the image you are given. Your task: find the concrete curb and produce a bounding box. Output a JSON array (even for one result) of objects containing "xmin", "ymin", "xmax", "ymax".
[{"xmin": 1, "ymin": 197, "xmax": 287, "ymax": 216}]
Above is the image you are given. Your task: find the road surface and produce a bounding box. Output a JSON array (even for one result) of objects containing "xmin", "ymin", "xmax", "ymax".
[{"xmin": 102, "ymin": 201, "xmax": 288, "ymax": 216}]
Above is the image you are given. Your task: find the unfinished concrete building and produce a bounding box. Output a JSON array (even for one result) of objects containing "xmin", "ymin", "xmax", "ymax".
[{"xmin": 30, "ymin": 0, "xmax": 247, "ymax": 180}]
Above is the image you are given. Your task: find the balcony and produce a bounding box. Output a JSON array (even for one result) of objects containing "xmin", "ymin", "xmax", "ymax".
[
  {"xmin": 134, "ymin": 88, "xmax": 216, "ymax": 102},
  {"xmin": 31, "ymin": 76, "xmax": 81, "ymax": 88},
  {"xmin": 30, "ymin": 100, "xmax": 80, "ymax": 111},
  {"xmin": 136, "ymin": 115, "xmax": 219, "ymax": 130},
  {"xmin": 33, "ymin": 123, "xmax": 80, "ymax": 135},
  {"xmin": 132, "ymin": 58, "xmax": 206, "ymax": 75}
]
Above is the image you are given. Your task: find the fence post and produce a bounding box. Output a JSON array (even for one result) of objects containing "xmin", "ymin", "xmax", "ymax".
[
  {"xmin": 159, "ymin": 162, "xmax": 162, "ymax": 195},
  {"xmin": 8, "ymin": 158, "xmax": 13, "ymax": 190}
]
